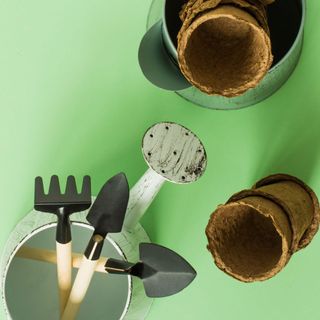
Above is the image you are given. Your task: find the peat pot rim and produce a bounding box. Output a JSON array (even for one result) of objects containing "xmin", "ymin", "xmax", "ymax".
[
  {"xmin": 206, "ymin": 201, "xmax": 291, "ymax": 282},
  {"xmin": 176, "ymin": 5, "xmax": 272, "ymax": 97}
]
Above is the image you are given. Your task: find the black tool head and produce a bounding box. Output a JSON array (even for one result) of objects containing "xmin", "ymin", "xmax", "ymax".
[
  {"xmin": 137, "ymin": 243, "xmax": 196, "ymax": 297},
  {"xmin": 86, "ymin": 173, "xmax": 129, "ymax": 237},
  {"xmin": 105, "ymin": 243, "xmax": 196, "ymax": 297},
  {"xmin": 34, "ymin": 175, "xmax": 91, "ymax": 214}
]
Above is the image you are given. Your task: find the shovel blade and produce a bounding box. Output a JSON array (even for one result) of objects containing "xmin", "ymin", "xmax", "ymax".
[
  {"xmin": 86, "ymin": 173, "xmax": 129, "ymax": 236},
  {"xmin": 138, "ymin": 243, "xmax": 197, "ymax": 297}
]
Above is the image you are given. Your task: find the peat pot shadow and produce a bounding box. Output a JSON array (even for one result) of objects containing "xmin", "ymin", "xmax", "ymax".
[{"xmin": 251, "ymin": 113, "xmax": 320, "ymax": 186}]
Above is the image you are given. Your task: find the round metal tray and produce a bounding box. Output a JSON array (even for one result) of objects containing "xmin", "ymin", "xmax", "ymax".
[{"xmin": 0, "ymin": 209, "xmax": 152, "ymax": 320}]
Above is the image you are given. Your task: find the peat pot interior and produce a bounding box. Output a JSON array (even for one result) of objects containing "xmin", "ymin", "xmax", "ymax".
[
  {"xmin": 207, "ymin": 202, "xmax": 291, "ymax": 281},
  {"xmin": 178, "ymin": 7, "xmax": 271, "ymax": 96},
  {"xmin": 164, "ymin": 0, "xmax": 302, "ymax": 67}
]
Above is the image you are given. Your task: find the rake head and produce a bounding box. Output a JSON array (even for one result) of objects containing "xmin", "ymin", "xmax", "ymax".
[{"xmin": 34, "ymin": 175, "xmax": 92, "ymax": 215}]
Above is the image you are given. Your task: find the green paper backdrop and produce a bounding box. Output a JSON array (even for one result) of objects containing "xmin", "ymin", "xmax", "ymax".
[{"xmin": 1, "ymin": 0, "xmax": 320, "ymax": 319}]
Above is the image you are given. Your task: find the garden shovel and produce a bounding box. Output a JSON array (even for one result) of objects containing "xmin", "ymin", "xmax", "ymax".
[
  {"xmin": 34, "ymin": 175, "xmax": 91, "ymax": 314},
  {"xmin": 61, "ymin": 172, "xmax": 129, "ymax": 320},
  {"xmin": 105, "ymin": 243, "xmax": 197, "ymax": 297}
]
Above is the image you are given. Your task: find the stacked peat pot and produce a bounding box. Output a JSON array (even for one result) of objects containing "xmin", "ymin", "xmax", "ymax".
[
  {"xmin": 177, "ymin": 0, "xmax": 275, "ymax": 97},
  {"xmin": 206, "ymin": 174, "xmax": 320, "ymax": 282}
]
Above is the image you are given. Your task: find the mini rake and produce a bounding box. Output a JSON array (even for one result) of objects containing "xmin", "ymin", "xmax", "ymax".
[{"xmin": 34, "ymin": 175, "xmax": 91, "ymax": 314}]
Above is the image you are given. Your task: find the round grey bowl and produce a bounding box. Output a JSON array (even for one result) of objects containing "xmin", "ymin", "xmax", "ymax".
[
  {"xmin": 140, "ymin": 0, "xmax": 305, "ymax": 110},
  {"xmin": 0, "ymin": 209, "xmax": 153, "ymax": 320}
]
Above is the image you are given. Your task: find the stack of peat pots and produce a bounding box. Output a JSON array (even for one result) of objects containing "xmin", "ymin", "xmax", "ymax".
[{"xmin": 206, "ymin": 174, "xmax": 320, "ymax": 282}]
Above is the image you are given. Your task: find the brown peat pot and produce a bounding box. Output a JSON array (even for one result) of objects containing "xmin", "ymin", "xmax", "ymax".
[
  {"xmin": 206, "ymin": 174, "xmax": 320, "ymax": 282},
  {"xmin": 177, "ymin": 2, "xmax": 273, "ymax": 97}
]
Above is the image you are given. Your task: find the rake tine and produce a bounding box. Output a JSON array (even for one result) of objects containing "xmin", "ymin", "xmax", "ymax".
[
  {"xmin": 34, "ymin": 176, "xmax": 45, "ymax": 199},
  {"xmin": 49, "ymin": 175, "xmax": 61, "ymax": 195},
  {"xmin": 65, "ymin": 176, "xmax": 77, "ymax": 195},
  {"xmin": 81, "ymin": 176, "xmax": 91, "ymax": 197}
]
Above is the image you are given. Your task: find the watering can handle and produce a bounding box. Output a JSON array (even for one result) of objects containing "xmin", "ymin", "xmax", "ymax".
[{"xmin": 138, "ymin": 20, "xmax": 191, "ymax": 91}]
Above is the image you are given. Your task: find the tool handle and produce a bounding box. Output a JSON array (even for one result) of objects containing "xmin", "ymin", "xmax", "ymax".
[
  {"xmin": 105, "ymin": 258, "xmax": 135, "ymax": 275},
  {"xmin": 124, "ymin": 168, "xmax": 165, "ymax": 230},
  {"xmin": 56, "ymin": 208, "xmax": 72, "ymax": 244},
  {"xmin": 56, "ymin": 241, "xmax": 72, "ymax": 315},
  {"xmin": 16, "ymin": 246, "xmax": 106, "ymax": 272},
  {"xmin": 61, "ymin": 257, "xmax": 98, "ymax": 320},
  {"xmin": 84, "ymin": 234, "xmax": 105, "ymax": 260}
]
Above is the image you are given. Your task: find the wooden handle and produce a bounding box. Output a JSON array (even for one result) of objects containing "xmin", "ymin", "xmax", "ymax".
[
  {"xmin": 61, "ymin": 257, "xmax": 98, "ymax": 320},
  {"xmin": 56, "ymin": 242, "xmax": 72, "ymax": 315},
  {"xmin": 16, "ymin": 246, "xmax": 106, "ymax": 273}
]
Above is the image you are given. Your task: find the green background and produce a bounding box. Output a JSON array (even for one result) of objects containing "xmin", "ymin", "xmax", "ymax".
[{"xmin": 1, "ymin": 0, "xmax": 320, "ymax": 319}]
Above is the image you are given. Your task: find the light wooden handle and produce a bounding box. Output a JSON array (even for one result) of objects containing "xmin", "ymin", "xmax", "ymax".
[
  {"xmin": 61, "ymin": 257, "xmax": 98, "ymax": 320},
  {"xmin": 16, "ymin": 246, "xmax": 106, "ymax": 273},
  {"xmin": 56, "ymin": 242, "xmax": 72, "ymax": 315}
]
